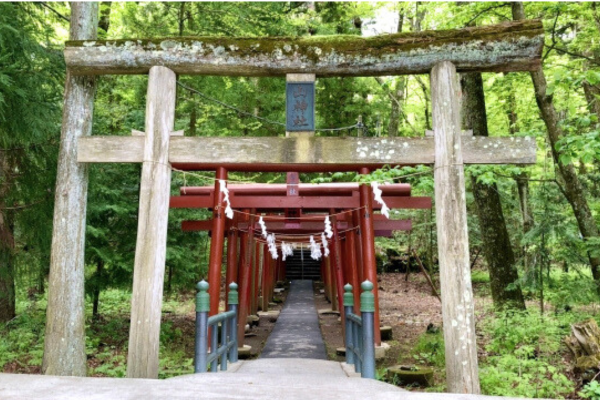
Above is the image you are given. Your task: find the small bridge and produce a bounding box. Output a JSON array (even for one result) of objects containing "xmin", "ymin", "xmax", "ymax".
[{"xmin": 0, "ymin": 281, "xmax": 540, "ymax": 399}]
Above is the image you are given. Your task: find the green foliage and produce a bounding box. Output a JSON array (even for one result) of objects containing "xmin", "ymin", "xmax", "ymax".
[
  {"xmin": 581, "ymin": 381, "xmax": 600, "ymax": 400},
  {"xmin": 480, "ymin": 310, "xmax": 575, "ymax": 398},
  {"xmin": 411, "ymin": 331, "xmax": 445, "ymax": 368}
]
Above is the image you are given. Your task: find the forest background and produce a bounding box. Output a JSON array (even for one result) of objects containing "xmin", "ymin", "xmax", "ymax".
[{"xmin": 2, "ymin": 1, "xmax": 600, "ymax": 398}]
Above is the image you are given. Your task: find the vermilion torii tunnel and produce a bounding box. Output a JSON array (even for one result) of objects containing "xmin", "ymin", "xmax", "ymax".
[{"xmin": 170, "ymin": 171, "xmax": 432, "ymax": 347}]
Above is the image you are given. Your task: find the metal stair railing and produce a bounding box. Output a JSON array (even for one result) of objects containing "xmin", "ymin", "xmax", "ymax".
[
  {"xmin": 194, "ymin": 281, "xmax": 239, "ymax": 373},
  {"xmin": 344, "ymin": 281, "xmax": 376, "ymax": 379}
]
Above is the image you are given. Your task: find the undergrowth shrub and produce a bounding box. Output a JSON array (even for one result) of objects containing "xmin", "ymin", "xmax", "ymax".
[
  {"xmin": 480, "ymin": 310, "xmax": 575, "ymax": 398},
  {"xmin": 412, "ymin": 331, "xmax": 445, "ymax": 368}
]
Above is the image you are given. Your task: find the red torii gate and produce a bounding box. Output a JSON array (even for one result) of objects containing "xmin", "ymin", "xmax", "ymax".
[{"xmin": 170, "ymin": 177, "xmax": 432, "ymax": 346}]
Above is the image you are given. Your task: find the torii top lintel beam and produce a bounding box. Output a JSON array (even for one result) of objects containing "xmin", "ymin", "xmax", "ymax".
[{"xmin": 64, "ymin": 20, "xmax": 543, "ymax": 77}]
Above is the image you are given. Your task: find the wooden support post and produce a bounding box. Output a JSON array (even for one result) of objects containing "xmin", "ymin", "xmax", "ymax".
[
  {"xmin": 345, "ymin": 229, "xmax": 361, "ymax": 314},
  {"xmin": 208, "ymin": 168, "xmax": 228, "ymax": 315},
  {"xmin": 431, "ymin": 61, "xmax": 480, "ymax": 394},
  {"xmin": 359, "ymin": 168, "xmax": 381, "ymax": 346},
  {"xmin": 127, "ymin": 66, "xmax": 176, "ymax": 379},
  {"xmin": 43, "ymin": 2, "xmax": 98, "ymax": 377},
  {"xmin": 225, "ymin": 225, "xmax": 238, "ymax": 309},
  {"xmin": 330, "ymin": 214, "xmax": 346, "ymax": 329},
  {"xmin": 252, "ymin": 240, "xmax": 260, "ymax": 315},
  {"xmin": 237, "ymin": 212, "xmax": 254, "ymax": 345},
  {"xmin": 325, "ymin": 257, "xmax": 333, "ymax": 305},
  {"xmin": 352, "ymin": 210, "xmax": 365, "ymax": 286},
  {"xmin": 261, "ymin": 243, "xmax": 269, "ymax": 311}
]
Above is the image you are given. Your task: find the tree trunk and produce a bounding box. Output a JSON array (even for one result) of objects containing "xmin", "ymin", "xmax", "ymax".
[
  {"xmin": 0, "ymin": 151, "xmax": 15, "ymax": 323},
  {"xmin": 0, "ymin": 209, "xmax": 15, "ymax": 323},
  {"xmin": 92, "ymin": 259, "xmax": 104, "ymax": 319},
  {"xmin": 505, "ymin": 74, "xmax": 535, "ymax": 273},
  {"xmin": 513, "ymin": 2, "xmax": 600, "ymax": 294},
  {"xmin": 43, "ymin": 1, "xmax": 98, "ymax": 377},
  {"xmin": 583, "ymin": 81, "xmax": 600, "ymax": 118},
  {"xmin": 461, "ymin": 72, "xmax": 526, "ymax": 310},
  {"xmin": 387, "ymin": 11, "xmax": 405, "ymax": 137}
]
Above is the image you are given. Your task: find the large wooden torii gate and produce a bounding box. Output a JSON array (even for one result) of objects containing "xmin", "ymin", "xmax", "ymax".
[{"xmin": 44, "ymin": 4, "xmax": 541, "ymax": 393}]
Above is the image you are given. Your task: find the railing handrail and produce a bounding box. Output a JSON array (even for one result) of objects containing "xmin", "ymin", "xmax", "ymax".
[
  {"xmin": 344, "ymin": 281, "xmax": 376, "ymax": 379},
  {"xmin": 207, "ymin": 310, "xmax": 236, "ymax": 325},
  {"xmin": 194, "ymin": 281, "xmax": 239, "ymax": 373}
]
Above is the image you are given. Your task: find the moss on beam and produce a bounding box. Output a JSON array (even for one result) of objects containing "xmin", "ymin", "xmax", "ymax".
[{"xmin": 64, "ymin": 20, "xmax": 544, "ymax": 76}]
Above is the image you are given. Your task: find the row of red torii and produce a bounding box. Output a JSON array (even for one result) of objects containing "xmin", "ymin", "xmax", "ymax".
[
  {"xmin": 44, "ymin": 5, "xmax": 542, "ymax": 394},
  {"xmin": 170, "ymin": 171, "xmax": 432, "ymax": 346}
]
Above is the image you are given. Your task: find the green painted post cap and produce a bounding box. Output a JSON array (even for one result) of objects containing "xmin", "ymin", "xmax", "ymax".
[
  {"xmin": 228, "ymin": 282, "xmax": 239, "ymax": 306},
  {"xmin": 360, "ymin": 280, "xmax": 375, "ymax": 313},
  {"xmin": 196, "ymin": 280, "xmax": 210, "ymax": 312},
  {"xmin": 343, "ymin": 283, "xmax": 354, "ymax": 307}
]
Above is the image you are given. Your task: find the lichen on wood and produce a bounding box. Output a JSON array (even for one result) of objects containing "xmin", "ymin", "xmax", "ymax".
[{"xmin": 64, "ymin": 20, "xmax": 544, "ymax": 76}]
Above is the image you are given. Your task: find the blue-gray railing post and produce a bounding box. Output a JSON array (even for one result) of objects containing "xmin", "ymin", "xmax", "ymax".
[
  {"xmin": 360, "ymin": 280, "xmax": 376, "ymax": 379},
  {"xmin": 210, "ymin": 321, "xmax": 218, "ymax": 372},
  {"xmin": 228, "ymin": 283, "xmax": 239, "ymax": 363},
  {"xmin": 194, "ymin": 280, "xmax": 209, "ymax": 373},
  {"xmin": 343, "ymin": 283, "xmax": 354, "ymax": 365},
  {"xmin": 355, "ymin": 318, "xmax": 362, "ymax": 373}
]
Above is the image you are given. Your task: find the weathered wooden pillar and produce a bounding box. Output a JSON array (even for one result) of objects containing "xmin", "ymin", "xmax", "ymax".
[
  {"xmin": 127, "ymin": 66, "xmax": 177, "ymax": 379},
  {"xmin": 208, "ymin": 167, "xmax": 228, "ymax": 316},
  {"xmin": 225, "ymin": 224, "xmax": 238, "ymax": 309},
  {"xmin": 431, "ymin": 61, "xmax": 480, "ymax": 394},
  {"xmin": 43, "ymin": 2, "xmax": 98, "ymax": 377},
  {"xmin": 358, "ymin": 168, "xmax": 381, "ymax": 345}
]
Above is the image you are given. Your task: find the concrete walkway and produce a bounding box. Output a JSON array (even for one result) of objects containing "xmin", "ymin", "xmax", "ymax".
[
  {"xmin": 0, "ymin": 369, "xmax": 552, "ymax": 400},
  {"xmin": 259, "ymin": 280, "xmax": 328, "ymax": 360}
]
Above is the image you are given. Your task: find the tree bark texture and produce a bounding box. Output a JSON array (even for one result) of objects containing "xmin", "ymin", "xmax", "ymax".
[
  {"xmin": 126, "ymin": 66, "xmax": 176, "ymax": 379},
  {"xmin": 64, "ymin": 20, "xmax": 544, "ymax": 76},
  {"xmin": 42, "ymin": 1, "xmax": 98, "ymax": 377},
  {"xmin": 513, "ymin": 3, "xmax": 600, "ymax": 292},
  {"xmin": 432, "ymin": 61, "xmax": 481, "ymax": 394},
  {"xmin": 0, "ymin": 208, "xmax": 15, "ymax": 323},
  {"xmin": 461, "ymin": 72, "xmax": 526, "ymax": 310}
]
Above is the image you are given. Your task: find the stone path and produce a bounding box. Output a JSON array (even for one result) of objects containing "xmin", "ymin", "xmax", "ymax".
[{"xmin": 258, "ymin": 280, "xmax": 328, "ymax": 360}]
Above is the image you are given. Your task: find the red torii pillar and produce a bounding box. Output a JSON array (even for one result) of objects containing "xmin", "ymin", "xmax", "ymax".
[
  {"xmin": 330, "ymin": 213, "xmax": 346, "ymax": 329},
  {"xmin": 207, "ymin": 167, "xmax": 227, "ymax": 316},
  {"xmin": 225, "ymin": 220, "xmax": 238, "ymax": 309},
  {"xmin": 237, "ymin": 211, "xmax": 254, "ymax": 345},
  {"xmin": 344, "ymin": 229, "xmax": 361, "ymax": 314},
  {"xmin": 359, "ymin": 167, "xmax": 381, "ymax": 345}
]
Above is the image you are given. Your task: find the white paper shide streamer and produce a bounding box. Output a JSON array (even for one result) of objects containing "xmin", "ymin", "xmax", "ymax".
[
  {"xmin": 219, "ymin": 180, "xmax": 234, "ymax": 219},
  {"xmin": 281, "ymin": 242, "xmax": 294, "ymax": 261},
  {"xmin": 267, "ymin": 233, "xmax": 278, "ymax": 259},
  {"xmin": 371, "ymin": 181, "xmax": 390, "ymax": 219},
  {"xmin": 324, "ymin": 216, "xmax": 333, "ymax": 238},
  {"xmin": 309, "ymin": 235, "xmax": 322, "ymax": 260},
  {"xmin": 321, "ymin": 233, "xmax": 330, "ymax": 257},
  {"xmin": 258, "ymin": 216, "xmax": 268, "ymax": 239}
]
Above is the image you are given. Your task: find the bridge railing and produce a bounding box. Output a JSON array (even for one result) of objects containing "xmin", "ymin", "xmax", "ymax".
[
  {"xmin": 344, "ymin": 281, "xmax": 376, "ymax": 379},
  {"xmin": 194, "ymin": 281, "xmax": 239, "ymax": 373}
]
